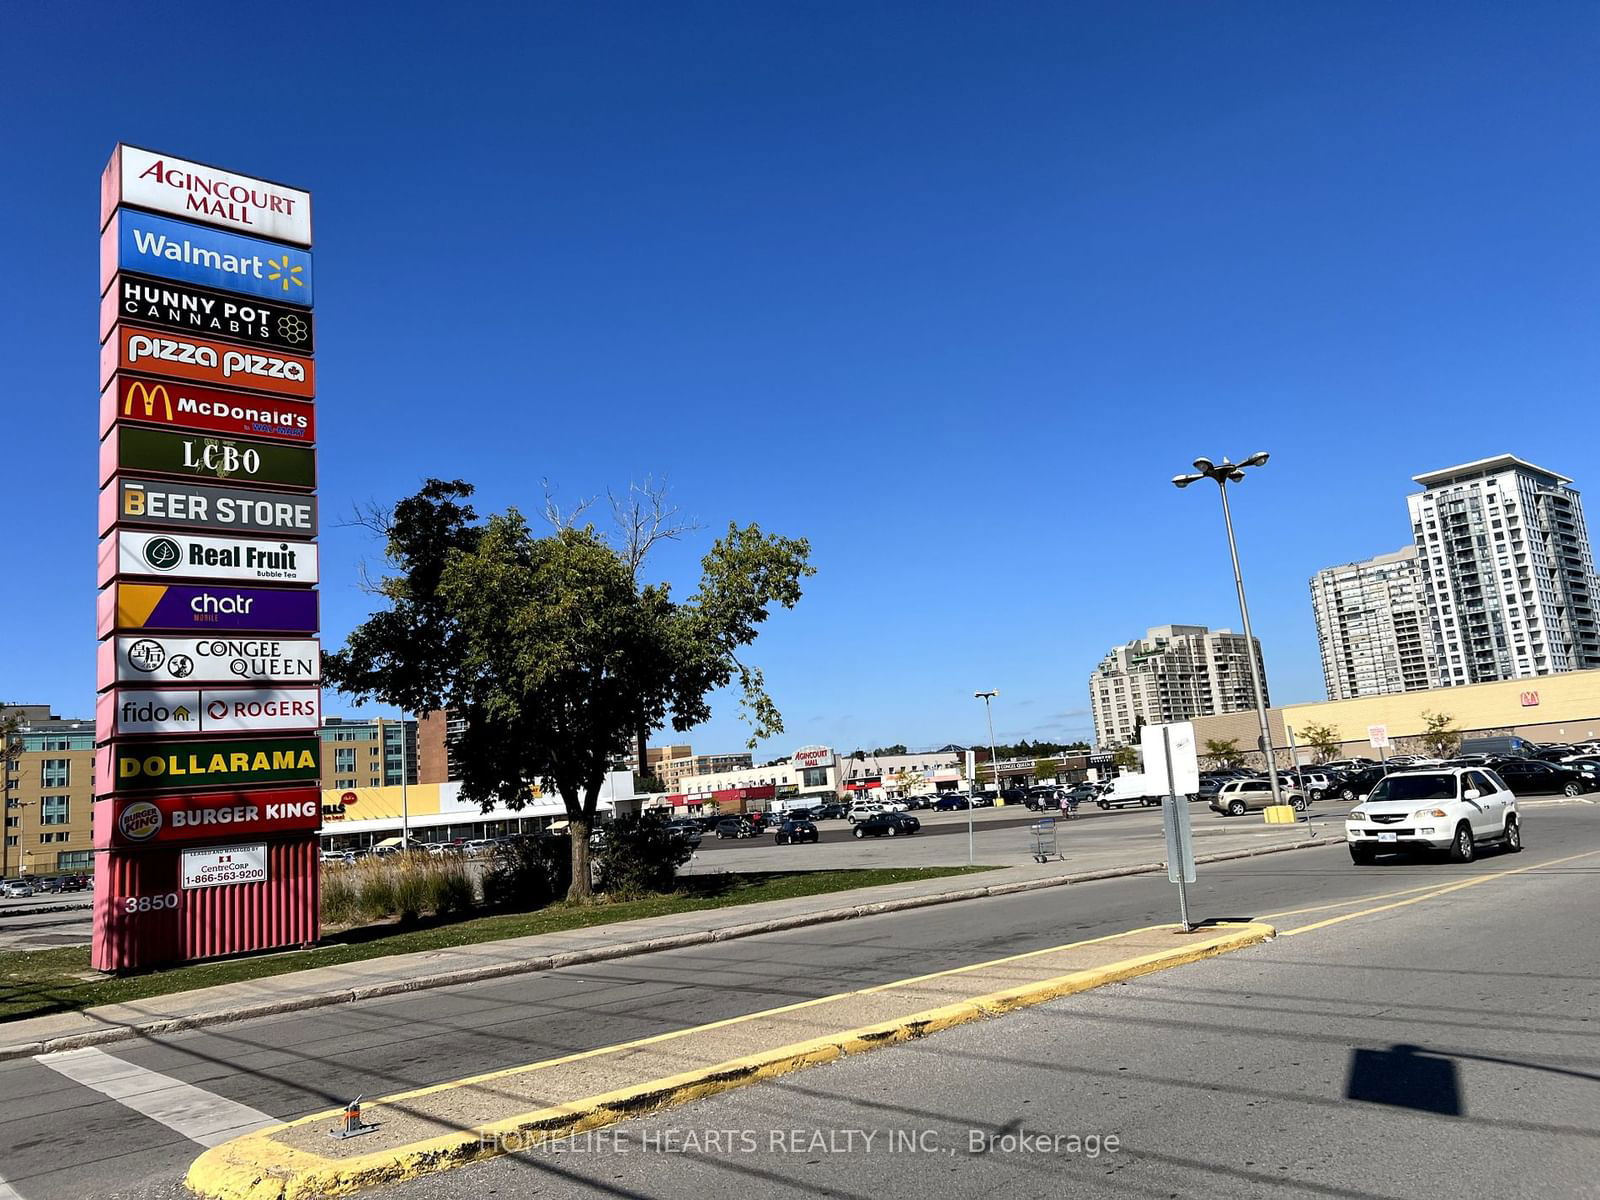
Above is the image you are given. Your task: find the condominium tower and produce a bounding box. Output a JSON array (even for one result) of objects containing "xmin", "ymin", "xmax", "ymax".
[
  {"xmin": 1408, "ymin": 456, "xmax": 1600, "ymax": 686},
  {"xmin": 1089, "ymin": 625, "xmax": 1269, "ymax": 748},
  {"xmin": 1310, "ymin": 546, "xmax": 1437, "ymax": 700}
]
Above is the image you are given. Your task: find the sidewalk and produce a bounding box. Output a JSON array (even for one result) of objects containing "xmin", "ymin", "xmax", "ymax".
[{"xmin": 0, "ymin": 820, "xmax": 1342, "ymax": 1061}]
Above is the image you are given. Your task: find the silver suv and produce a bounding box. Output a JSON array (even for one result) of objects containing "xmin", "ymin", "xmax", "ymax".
[
  {"xmin": 1209, "ymin": 777, "xmax": 1307, "ymax": 816},
  {"xmin": 1345, "ymin": 767, "xmax": 1520, "ymax": 864}
]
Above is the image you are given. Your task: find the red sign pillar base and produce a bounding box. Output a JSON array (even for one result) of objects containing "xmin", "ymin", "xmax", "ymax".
[{"xmin": 91, "ymin": 836, "xmax": 320, "ymax": 972}]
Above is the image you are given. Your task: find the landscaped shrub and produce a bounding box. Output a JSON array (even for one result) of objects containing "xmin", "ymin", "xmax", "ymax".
[
  {"xmin": 593, "ymin": 816, "xmax": 695, "ymax": 898},
  {"xmin": 320, "ymin": 852, "xmax": 478, "ymax": 929},
  {"xmin": 482, "ymin": 835, "xmax": 571, "ymax": 910}
]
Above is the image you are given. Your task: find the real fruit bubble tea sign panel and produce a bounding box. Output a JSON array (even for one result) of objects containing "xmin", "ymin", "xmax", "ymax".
[{"xmin": 94, "ymin": 145, "xmax": 320, "ymax": 972}]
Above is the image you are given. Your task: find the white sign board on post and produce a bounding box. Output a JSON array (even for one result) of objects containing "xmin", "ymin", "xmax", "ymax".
[
  {"xmin": 1368, "ymin": 724, "xmax": 1390, "ymax": 749},
  {"xmin": 1141, "ymin": 720, "xmax": 1200, "ymax": 798},
  {"xmin": 181, "ymin": 843, "xmax": 268, "ymax": 889}
]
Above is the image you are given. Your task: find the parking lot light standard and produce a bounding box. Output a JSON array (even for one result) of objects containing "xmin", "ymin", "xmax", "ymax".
[
  {"xmin": 974, "ymin": 690, "xmax": 1000, "ymax": 866},
  {"xmin": 1171, "ymin": 454, "xmax": 1286, "ymax": 816}
]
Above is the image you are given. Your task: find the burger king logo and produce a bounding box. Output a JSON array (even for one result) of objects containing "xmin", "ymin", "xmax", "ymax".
[{"xmin": 118, "ymin": 799, "xmax": 163, "ymax": 842}]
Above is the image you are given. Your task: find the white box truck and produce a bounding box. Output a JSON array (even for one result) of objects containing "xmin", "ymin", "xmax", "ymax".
[{"xmin": 1096, "ymin": 772, "xmax": 1192, "ymax": 809}]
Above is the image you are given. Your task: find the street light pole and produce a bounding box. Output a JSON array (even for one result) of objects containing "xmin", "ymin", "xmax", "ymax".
[
  {"xmin": 1172, "ymin": 454, "xmax": 1285, "ymax": 813},
  {"xmin": 974, "ymin": 690, "xmax": 1000, "ymax": 866}
]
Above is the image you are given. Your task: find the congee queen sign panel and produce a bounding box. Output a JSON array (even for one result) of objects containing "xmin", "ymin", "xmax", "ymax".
[{"xmin": 95, "ymin": 143, "xmax": 319, "ymax": 973}]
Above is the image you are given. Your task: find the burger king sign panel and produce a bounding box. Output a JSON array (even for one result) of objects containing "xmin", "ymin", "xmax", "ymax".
[{"xmin": 94, "ymin": 787, "xmax": 323, "ymax": 848}]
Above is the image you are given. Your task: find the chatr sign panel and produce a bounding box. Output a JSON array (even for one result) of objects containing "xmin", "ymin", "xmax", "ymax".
[
  {"xmin": 98, "ymin": 583, "xmax": 319, "ymax": 637},
  {"xmin": 101, "ymin": 326, "xmax": 314, "ymax": 397},
  {"xmin": 101, "ymin": 209, "xmax": 313, "ymax": 306},
  {"xmin": 102, "ymin": 145, "xmax": 312, "ymax": 245},
  {"xmin": 103, "ymin": 376, "xmax": 314, "ymax": 443}
]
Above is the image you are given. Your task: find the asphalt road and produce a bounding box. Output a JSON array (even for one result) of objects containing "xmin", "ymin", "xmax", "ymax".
[{"xmin": 0, "ymin": 802, "xmax": 1594, "ymax": 1200}]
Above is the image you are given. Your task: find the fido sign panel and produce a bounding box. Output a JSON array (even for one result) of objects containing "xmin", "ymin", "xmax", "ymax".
[{"xmin": 94, "ymin": 144, "xmax": 322, "ymax": 973}]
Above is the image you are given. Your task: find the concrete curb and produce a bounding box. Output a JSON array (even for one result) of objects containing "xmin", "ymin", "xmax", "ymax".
[
  {"xmin": 0, "ymin": 901, "xmax": 92, "ymax": 920},
  {"xmin": 0, "ymin": 834, "xmax": 1341, "ymax": 1062},
  {"xmin": 183, "ymin": 921, "xmax": 1277, "ymax": 1200}
]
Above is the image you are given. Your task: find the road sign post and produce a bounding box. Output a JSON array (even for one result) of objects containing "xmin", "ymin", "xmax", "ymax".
[{"xmin": 1142, "ymin": 722, "xmax": 1199, "ymax": 932}]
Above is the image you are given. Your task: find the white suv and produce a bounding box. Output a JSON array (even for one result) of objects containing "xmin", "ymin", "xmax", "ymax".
[{"xmin": 1345, "ymin": 767, "xmax": 1521, "ymax": 864}]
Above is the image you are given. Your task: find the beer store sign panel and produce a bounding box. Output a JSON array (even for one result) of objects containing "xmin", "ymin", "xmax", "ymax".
[
  {"xmin": 105, "ymin": 635, "xmax": 321, "ymax": 685},
  {"xmin": 103, "ymin": 145, "xmax": 313, "ymax": 245},
  {"xmin": 102, "ymin": 426, "xmax": 315, "ymax": 489},
  {"xmin": 102, "ymin": 276, "xmax": 314, "ymax": 354},
  {"xmin": 104, "ymin": 478, "xmax": 316, "ymax": 537},
  {"xmin": 101, "ymin": 327, "xmax": 314, "ymax": 398},
  {"xmin": 102, "ymin": 209, "xmax": 313, "ymax": 306},
  {"xmin": 181, "ymin": 844, "xmax": 269, "ymax": 890},
  {"xmin": 101, "ymin": 583, "xmax": 318, "ymax": 636},
  {"xmin": 103, "ymin": 377, "xmax": 314, "ymax": 444},
  {"xmin": 104, "ymin": 530, "xmax": 318, "ymax": 585},
  {"xmin": 102, "ymin": 687, "xmax": 321, "ymax": 737},
  {"xmin": 96, "ymin": 787, "xmax": 322, "ymax": 848},
  {"xmin": 103, "ymin": 736, "xmax": 320, "ymax": 794}
]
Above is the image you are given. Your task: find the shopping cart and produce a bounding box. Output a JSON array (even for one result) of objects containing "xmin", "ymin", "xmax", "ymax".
[{"xmin": 1029, "ymin": 817, "xmax": 1063, "ymax": 864}]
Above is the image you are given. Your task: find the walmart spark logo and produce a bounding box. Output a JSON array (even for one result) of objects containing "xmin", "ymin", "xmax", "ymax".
[{"xmin": 266, "ymin": 256, "xmax": 305, "ymax": 294}]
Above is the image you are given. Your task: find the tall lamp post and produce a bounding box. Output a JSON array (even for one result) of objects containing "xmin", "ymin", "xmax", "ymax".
[
  {"xmin": 974, "ymin": 690, "xmax": 1000, "ymax": 865},
  {"xmin": 1171, "ymin": 453, "xmax": 1286, "ymax": 815}
]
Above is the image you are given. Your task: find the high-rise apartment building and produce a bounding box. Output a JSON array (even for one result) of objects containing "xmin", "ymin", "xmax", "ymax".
[
  {"xmin": 1089, "ymin": 625, "xmax": 1268, "ymax": 748},
  {"xmin": 2, "ymin": 706, "xmax": 95, "ymax": 879},
  {"xmin": 1310, "ymin": 547, "xmax": 1437, "ymax": 700},
  {"xmin": 1408, "ymin": 456, "xmax": 1600, "ymax": 686},
  {"xmin": 319, "ymin": 717, "xmax": 419, "ymax": 791}
]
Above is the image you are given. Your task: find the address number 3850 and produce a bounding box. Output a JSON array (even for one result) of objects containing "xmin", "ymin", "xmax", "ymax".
[{"xmin": 123, "ymin": 893, "xmax": 180, "ymax": 914}]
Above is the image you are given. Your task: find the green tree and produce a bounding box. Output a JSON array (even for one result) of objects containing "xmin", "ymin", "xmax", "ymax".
[
  {"xmin": 893, "ymin": 768, "xmax": 920, "ymax": 797},
  {"xmin": 1111, "ymin": 745, "xmax": 1139, "ymax": 771},
  {"xmin": 326, "ymin": 479, "xmax": 814, "ymax": 901},
  {"xmin": 1204, "ymin": 737, "xmax": 1243, "ymax": 768},
  {"xmin": 1033, "ymin": 758, "xmax": 1056, "ymax": 782},
  {"xmin": 871, "ymin": 744, "xmax": 908, "ymax": 756},
  {"xmin": 1418, "ymin": 711, "xmax": 1461, "ymax": 759},
  {"xmin": 1297, "ymin": 722, "xmax": 1342, "ymax": 765}
]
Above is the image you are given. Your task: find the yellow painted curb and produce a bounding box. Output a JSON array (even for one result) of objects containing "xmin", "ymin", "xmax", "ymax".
[{"xmin": 185, "ymin": 921, "xmax": 1273, "ymax": 1200}]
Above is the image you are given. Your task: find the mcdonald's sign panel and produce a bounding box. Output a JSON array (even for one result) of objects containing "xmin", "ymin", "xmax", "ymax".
[
  {"xmin": 103, "ymin": 376, "xmax": 314, "ymax": 443},
  {"xmin": 102, "ymin": 275, "xmax": 314, "ymax": 354},
  {"xmin": 99, "ymin": 425, "xmax": 316, "ymax": 490},
  {"xmin": 98, "ymin": 582, "xmax": 319, "ymax": 637},
  {"xmin": 100, "ymin": 478, "xmax": 316, "ymax": 537},
  {"xmin": 100, "ymin": 326, "xmax": 315, "ymax": 398}
]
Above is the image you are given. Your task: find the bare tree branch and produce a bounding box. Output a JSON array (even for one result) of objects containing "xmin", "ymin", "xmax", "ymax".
[
  {"xmin": 541, "ymin": 478, "xmax": 596, "ymax": 532},
  {"xmin": 337, "ymin": 498, "xmax": 394, "ymax": 538},
  {"xmin": 608, "ymin": 475, "xmax": 703, "ymax": 580}
]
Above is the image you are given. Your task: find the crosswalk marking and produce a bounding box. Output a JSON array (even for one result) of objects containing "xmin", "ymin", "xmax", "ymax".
[{"xmin": 33, "ymin": 1047, "xmax": 277, "ymax": 1148}]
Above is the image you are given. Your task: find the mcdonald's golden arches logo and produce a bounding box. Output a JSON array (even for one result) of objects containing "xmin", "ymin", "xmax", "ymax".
[{"xmin": 123, "ymin": 380, "xmax": 174, "ymax": 422}]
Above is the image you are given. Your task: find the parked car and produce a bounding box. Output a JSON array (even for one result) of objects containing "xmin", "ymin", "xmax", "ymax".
[
  {"xmin": 1024, "ymin": 788, "xmax": 1061, "ymax": 810},
  {"xmin": 664, "ymin": 819, "xmax": 704, "ymax": 848},
  {"xmin": 773, "ymin": 819, "xmax": 820, "ymax": 845},
  {"xmin": 1097, "ymin": 773, "xmax": 1175, "ymax": 809},
  {"xmin": 852, "ymin": 812, "xmax": 921, "ymax": 838},
  {"xmin": 999, "ymin": 788, "xmax": 1028, "ymax": 805},
  {"xmin": 1490, "ymin": 758, "xmax": 1600, "ymax": 797},
  {"xmin": 811, "ymin": 803, "xmax": 850, "ymax": 821},
  {"xmin": 846, "ymin": 803, "xmax": 886, "ymax": 823},
  {"xmin": 0, "ymin": 880, "xmax": 36, "ymax": 898},
  {"xmin": 934, "ymin": 794, "xmax": 971, "ymax": 810},
  {"xmin": 970, "ymin": 792, "xmax": 995, "ymax": 808},
  {"xmin": 1346, "ymin": 767, "xmax": 1520, "ymax": 863},
  {"xmin": 320, "ymin": 849, "xmax": 356, "ymax": 865},
  {"xmin": 1326, "ymin": 765, "xmax": 1393, "ymax": 802},
  {"xmin": 783, "ymin": 807, "xmax": 815, "ymax": 822},
  {"xmin": 1285, "ymin": 770, "xmax": 1334, "ymax": 800},
  {"xmin": 59, "ymin": 875, "xmax": 89, "ymax": 892},
  {"xmin": 1209, "ymin": 777, "xmax": 1307, "ymax": 816},
  {"xmin": 715, "ymin": 817, "xmax": 757, "ymax": 839}
]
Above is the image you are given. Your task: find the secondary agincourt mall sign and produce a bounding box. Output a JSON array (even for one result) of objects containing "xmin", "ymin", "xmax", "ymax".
[
  {"xmin": 793, "ymin": 745, "xmax": 835, "ymax": 770},
  {"xmin": 95, "ymin": 143, "xmax": 320, "ymax": 972}
]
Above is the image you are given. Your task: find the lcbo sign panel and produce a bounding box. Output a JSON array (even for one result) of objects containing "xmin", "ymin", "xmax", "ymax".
[
  {"xmin": 101, "ymin": 425, "xmax": 316, "ymax": 490},
  {"xmin": 103, "ymin": 145, "xmax": 313, "ymax": 246},
  {"xmin": 101, "ymin": 634, "xmax": 321, "ymax": 686},
  {"xmin": 99, "ymin": 582, "xmax": 319, "ymax": 636},
  {"xmin": 102, "ymin": 530, "xmax": 318, "ymax": 585},
  {"xmin": 103, "ymin": 377, "xmax": 314, "ymax": 444},
  {"xmin": 102, "ymin": 209, "xmax": 313, "ymax": 306},
  {"xmin": 102, "ymin": 276, "xmax": 314, "ymax": 354}
]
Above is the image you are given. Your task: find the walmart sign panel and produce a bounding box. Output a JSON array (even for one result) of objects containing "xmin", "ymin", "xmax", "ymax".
[{"xmin": 102, "ymin": 210, "xmax": 313, "ymax": 307}]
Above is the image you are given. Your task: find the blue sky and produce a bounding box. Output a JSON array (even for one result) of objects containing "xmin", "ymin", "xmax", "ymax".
[{"xmin": 4, "ymin": 1, "xmax": 1597, "ymax": 756}]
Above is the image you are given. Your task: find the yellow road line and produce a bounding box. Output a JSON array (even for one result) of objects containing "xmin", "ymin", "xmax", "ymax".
[{"xmin": 1279, "ymin": 847, "xmax": 1600, "ymax": 937}]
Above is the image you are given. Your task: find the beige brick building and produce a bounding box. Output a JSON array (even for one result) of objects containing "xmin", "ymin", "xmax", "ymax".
[{"xmin": 2, "ymin": 706, "xmax": 96, "ymax": 880}]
